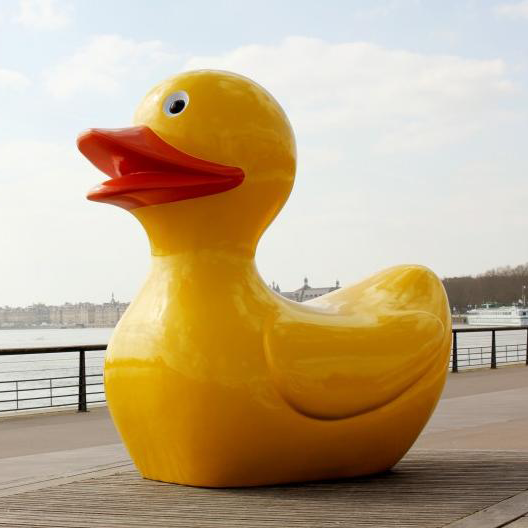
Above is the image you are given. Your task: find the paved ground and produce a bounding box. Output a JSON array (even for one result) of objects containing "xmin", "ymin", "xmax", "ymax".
[
  {"xmin": 0, "ymin": 406, "xmax": 120, "ymax": 459},
  {"xmin": 441, "ymin": 364, "xmax": 528, "ymax": 399},
  {"xmin": 415, "ymin": 365, "xmax": 528, "ymax": 450}
]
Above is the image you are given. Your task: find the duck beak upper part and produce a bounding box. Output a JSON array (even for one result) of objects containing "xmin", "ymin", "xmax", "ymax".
[{"xmin": 77, "ymin": 126, "xmax": 245, "ymax": 211}]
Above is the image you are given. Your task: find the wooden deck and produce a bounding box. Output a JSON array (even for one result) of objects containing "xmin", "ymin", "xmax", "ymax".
[{"xmin": 1, "ymin": 450, "xmax": 528, "ymax": 527}]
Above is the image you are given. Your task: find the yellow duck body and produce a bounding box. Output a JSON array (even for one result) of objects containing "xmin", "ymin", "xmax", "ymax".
[{"xmin": 78, "ymin": 70, "xmax": 451, "ymax": 488}]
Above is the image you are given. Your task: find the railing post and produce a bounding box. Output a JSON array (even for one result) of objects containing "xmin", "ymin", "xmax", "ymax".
[
  {"xmin": 491, "ymin": 330, "xmax": 497, "ymax": 369},
  {"xmin": 526, "ymin": 328, "xmax": 528, "ymax": 366},
  {"xmin": 452, "ymin": 331, "xmax": 458, "ymax": 373},
  {"xmin": 78, "ymin": 350, "xmax": 88, "ymax": 412}
]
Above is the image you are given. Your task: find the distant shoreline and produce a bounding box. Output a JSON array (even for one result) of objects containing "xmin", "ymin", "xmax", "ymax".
[{"xmin": 0, "ymin": 325, "xmax": 116, "ymax": 330}]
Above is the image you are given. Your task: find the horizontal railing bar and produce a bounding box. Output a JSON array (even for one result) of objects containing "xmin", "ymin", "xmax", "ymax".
[
  {"xmin": 27, "ymin": 384, "xmax": 79, "ymax": 391},
  {"xmin": 0, "ymin": 352, "xmax": 105, "ymax": 364},
  {"xmin": 0, "ymin": 330, "xmax": 524, "ymax": 354},
  {"xmin": 1, "ymin": 378, "xmax": 75, "ymax": 385},
  {"xmin": 0, "ymin": 373, "xmax": 103, "ymax": 385},
  {"xmin": 452, "ymin": 344, "xmax": 525, "ymax": 349},
  {"xmin": 0, "ymin": 381, "xmax": 104, "ymax": 394},
  {"xmin": 4, "ymin": 395, "xmax": 57, "ymax": 403},
  {"xmin": 0, "ymin": 344, "xmax": 107, "ymax": 356},
  {"xmin": 0, "ymin": 360, "xmax": 104, "ymax": 367},
  {"xmin": 454, "ymin": 349, "xmax": 524, "ymax": 353},
  {"xmin": 2, "ymin": 391, "xmax": 101, "ymax": 403},
  {"xmin": 452, "ymin": 326, "xmax": 528, "ymax": 333},
  {"xmin": 0, "ymin": 401, "xmax": 89, "ymax": 412},
  {"xmin": 0, "ymin": 354, "xmax": 105, "ymax": 361},
  {"xmin": 0, "ymin": 366, "xmax": 103, "ymax": 372},
  {"xmin": 0, "ymin": 370, "xmax": 88, "ymax": 376},
  {"xmin": 0, "ymin": 395, "xmax": 107, "ymax": 408}
]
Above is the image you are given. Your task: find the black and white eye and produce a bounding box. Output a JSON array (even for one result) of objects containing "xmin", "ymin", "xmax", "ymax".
[{"xmin": 162, "ymin": 91, "xmax": 189, "ymax": 117}]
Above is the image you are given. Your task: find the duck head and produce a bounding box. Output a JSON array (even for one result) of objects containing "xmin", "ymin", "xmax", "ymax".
[{"xmin": 77, "ymin": 70, "xmax": 296, "ymax": 256}]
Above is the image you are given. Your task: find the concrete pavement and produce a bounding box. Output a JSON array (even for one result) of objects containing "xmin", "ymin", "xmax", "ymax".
[
  {"xmin": 416, "ymin": 365, "xmax": 528, "ymax": 450},
  {"xmin": 0, "ymin": 406, "xmax": 120, "ymax": 459}
]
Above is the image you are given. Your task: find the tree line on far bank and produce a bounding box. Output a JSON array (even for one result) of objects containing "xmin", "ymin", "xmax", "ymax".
[{"xmin": 442, "ymin": 263, "xmax": 528, "ymax": 313}]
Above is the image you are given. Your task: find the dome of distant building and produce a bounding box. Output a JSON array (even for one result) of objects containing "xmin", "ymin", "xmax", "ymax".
[{"xmin": 276, "ymin": 278, "xmax": 341, "ymax": 302}]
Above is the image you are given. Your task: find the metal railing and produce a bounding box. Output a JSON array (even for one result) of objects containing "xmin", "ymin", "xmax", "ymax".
[
  {"xmin": 0, "ymin": 345, "xmax": 106, "ymax": 413},
  {"xmin": 451, "ymin": 326, "xmax": 528, "ymax": 372},
  {"xmin": 0, "ymin": 327, "xmax": 527, "ymax": 413}
]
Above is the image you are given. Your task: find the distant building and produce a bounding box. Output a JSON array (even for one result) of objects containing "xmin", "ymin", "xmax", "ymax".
[
  {"xmin": 272, "ymin": 277, "xmax": 341, "ymax": 302},
  {"xmin": 0, "ymin": 281, "xmax": 343, "ymax": 329},
  {"xmin": 0, "ymin": 294, "xmax": 129, "ymax": 329}
]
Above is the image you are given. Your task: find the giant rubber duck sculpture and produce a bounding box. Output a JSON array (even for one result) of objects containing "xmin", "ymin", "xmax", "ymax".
[{"xmin": 78, "ymin": 70, "xmax": 451, "ymax": 488}]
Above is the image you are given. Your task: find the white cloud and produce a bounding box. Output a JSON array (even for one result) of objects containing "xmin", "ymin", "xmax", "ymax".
[
  {"xmin": 45, "ymin": 34, "xmax": 169, "ymax": 98},
  {"xmin": 185, "ymin": 37, "xmax": 516, "ymax": 153},
  {"xmin": 0, "ymin": 68, "xmax": 30, "ymax": 90},
  {"xmin": 14, "ymin": 0, "xmax": 72, "ymax": 30},
  {"xmin": 494, "ymin": 0, "xmax": 528, "ymax": 18},
  {"xmin": 46, "ymin": 35, "xmax": 515, "ymax": 151}
]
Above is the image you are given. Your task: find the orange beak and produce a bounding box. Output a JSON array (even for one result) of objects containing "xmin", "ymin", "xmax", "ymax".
[{"xmin": 77, "ymin": 126, "xmax": 244, "ymax": 210}]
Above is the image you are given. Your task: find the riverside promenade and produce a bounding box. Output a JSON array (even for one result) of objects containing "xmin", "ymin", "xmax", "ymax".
[{"xmin": 0, "ymin": 366, "xmax": 527, "ymax": 527}]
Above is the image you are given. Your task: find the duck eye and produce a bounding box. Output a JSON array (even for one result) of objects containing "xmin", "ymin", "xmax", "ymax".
[
  {"xmin": 169, "ymin": 99, "xmax": 185, "ymax": 114},
  {"xmin": 163, "ymin": 91, "xmax": 189, "ymax": 117}
]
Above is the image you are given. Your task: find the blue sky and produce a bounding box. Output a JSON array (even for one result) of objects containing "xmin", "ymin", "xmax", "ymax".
[{"xmin": 0, "ymin": 0, "xmax": 527, "ymax": 305}]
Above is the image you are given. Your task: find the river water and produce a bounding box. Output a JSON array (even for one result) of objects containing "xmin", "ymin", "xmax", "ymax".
[
  {"xmin": 0, "ymin": 325, "xmax": 526, "ymax": 412},
  {"xmin": 0, "ymin": 328, "xmax": 112, "ymax": 412}
]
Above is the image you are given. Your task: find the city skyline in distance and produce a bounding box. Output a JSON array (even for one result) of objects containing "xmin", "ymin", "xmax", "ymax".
[
  {"xmin": 0, "ymin": 275, "xmax": 340, "ymax": 309},
  {"xmin": 0, "ymin": 277, "xmax": 341, "ymax": 328}
]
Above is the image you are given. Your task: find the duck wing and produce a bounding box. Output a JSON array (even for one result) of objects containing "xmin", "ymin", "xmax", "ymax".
[{"xmin": 264, "ymin": 265, "xmax": 451, "ymax": 420}]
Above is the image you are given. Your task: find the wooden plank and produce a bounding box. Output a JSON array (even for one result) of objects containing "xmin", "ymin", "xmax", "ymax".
[
  {"xmin": 0, "ymin": 450, "xmax": 527, "ymax": 527},
  {"xmin": 505, "ymin": 516, "xmax": 528, "ymax": 527},
  {"xmin": 0, "ymin": 461, "xmax": 134, "ymax": 498},
  {"xmin": 445, "ymin": 490, "xmax": 528, "ymax": 527}
]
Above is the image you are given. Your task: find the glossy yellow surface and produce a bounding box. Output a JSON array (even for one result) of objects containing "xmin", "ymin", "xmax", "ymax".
[{"xmin": 93, "ymin": 71, "xmax": 451, "ymax": 487}]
